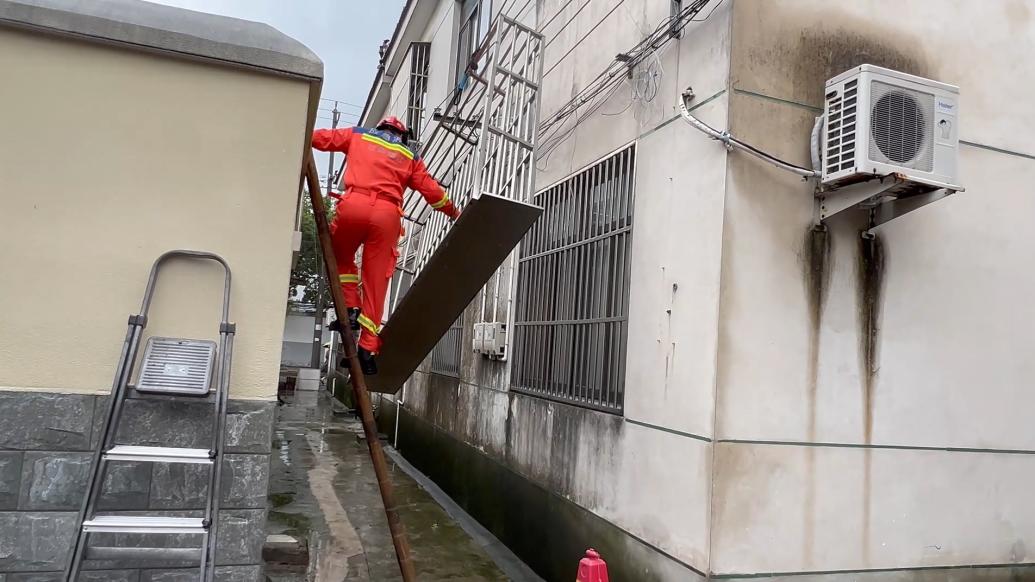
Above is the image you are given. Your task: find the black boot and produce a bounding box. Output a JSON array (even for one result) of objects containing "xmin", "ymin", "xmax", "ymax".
[
  {"xmin": 328, "ymin": 308, "xmax": 361, "ymax": 333},
  {"xmin": 358, "ymin": 348, "xmax": 378, "ymax": 376}
]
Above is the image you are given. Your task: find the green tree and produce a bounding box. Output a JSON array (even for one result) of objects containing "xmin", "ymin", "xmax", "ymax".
[{"xmin": 289, "ymin": 192, "xmax": 334, "ymax": 306}]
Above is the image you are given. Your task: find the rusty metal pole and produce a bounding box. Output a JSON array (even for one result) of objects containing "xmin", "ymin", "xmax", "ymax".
[{"xmin": 303, "ymin": 152, "xmax": 417, "ymax": 581}]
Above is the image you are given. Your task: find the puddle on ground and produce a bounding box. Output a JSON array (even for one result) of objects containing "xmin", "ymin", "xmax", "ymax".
[{"xmin": 264, "ymin": 389, "xmax": 512, "ymax": 581}]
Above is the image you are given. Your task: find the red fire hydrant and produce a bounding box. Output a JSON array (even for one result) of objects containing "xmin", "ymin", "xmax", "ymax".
[{"xmin": 577, "ymin": 548, "xmax": 609, "ymax": 582}]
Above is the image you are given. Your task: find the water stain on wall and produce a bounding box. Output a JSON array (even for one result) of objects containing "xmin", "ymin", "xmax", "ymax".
[
  {"xmin": 800, "ymin": 224, "xmax": 830, "ymax": 568},
  {"xmin": 857, "ymin": 231, "xmax": 885, "ymax": 564},
  {"xmin": 857, "ymin": 233, "xmax": 885, "ymax": 444},
  {"xmin": 781, "ymin": 26, "xmax": 931, "ymax": 108},
  {"xmin": 802, "ymin": 225, "xmax": 832, "ymax": 438},
  {"xmin": 1006, "ymin": 0, "xmax": 1032, "ymax": 34},
  {"xmin": 750, "ymin": 4, "xmax": 915, "ymax": 565}
]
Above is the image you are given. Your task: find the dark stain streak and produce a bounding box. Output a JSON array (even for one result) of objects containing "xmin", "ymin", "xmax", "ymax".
[
  {"xmin": 804, "ymin": 229, "xmax": 831, "ymax": 345},
  {"xmin": 797, "ymin": 29, "xmax": 929, "ymax": 104},
  {"xmin": 857, "ymin": 231, "xmax": 885, "ymax": 565},
  {"xmin": 746, "ymin": 9, "xmax": 914, "ymax": 566},
  {"xmin": 800, "ymin": 224, "xmax": 830, "ymax": 569},
  {"xmin": 858, "ymin": 233, "xmax": 885, "ymax": 444},
  {"xmin": 749, "ymin": 21, "xmax": 932, "ymax": 108},
  {"xmin": 802, "ymin": 225, "xmax": 831, "ymax": 438},
  {"xmin": 504, "ymin": 392, "xmax": 514, "ymax": 461}
]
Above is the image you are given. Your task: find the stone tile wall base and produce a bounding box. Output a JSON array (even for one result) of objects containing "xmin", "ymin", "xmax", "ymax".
[
  {"xmin": 1, "ymin": 565, "xmax": 261, "ymax": 581},
  {"xmin": 0, "ymin": 391, "xmax": 274, "ymax": 579}
]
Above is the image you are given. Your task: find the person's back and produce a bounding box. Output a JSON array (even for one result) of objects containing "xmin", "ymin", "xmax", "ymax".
[{"xmin": 312, "ymin": 116, "xmax": 459, "ymax": 374}]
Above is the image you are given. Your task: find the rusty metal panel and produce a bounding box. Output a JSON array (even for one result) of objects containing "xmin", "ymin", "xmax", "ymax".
[{"xmin": 368, "ymin": 194, "xmax": 542, "ymax": 394}]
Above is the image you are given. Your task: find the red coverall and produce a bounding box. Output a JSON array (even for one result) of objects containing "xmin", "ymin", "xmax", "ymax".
[{"xmin": 312, "ymin": 126, "xmax": 458, "ymax": 353}]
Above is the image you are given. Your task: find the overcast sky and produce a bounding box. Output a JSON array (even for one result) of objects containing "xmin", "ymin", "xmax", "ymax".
[{"xmin": 151, "ymin": 0, "xmax": 405, "ymax": 183}]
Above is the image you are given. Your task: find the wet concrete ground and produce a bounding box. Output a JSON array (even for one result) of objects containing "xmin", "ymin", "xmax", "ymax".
[{"xmin": 265, "ymin": 389, "xmax": 523, "ymax": 581}]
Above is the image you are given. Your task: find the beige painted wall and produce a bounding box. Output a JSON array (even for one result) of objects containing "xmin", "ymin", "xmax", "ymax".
[{"xmin": 0, "ymin": 28, "xmax": 312, "ymax": 400}]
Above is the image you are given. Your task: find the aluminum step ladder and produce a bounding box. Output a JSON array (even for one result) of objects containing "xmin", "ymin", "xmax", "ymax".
[{"xmin": 64, "ymin": 250, "xmax": 236, "ymax": 582}]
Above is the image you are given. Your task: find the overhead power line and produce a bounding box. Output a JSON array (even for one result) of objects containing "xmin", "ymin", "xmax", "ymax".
[
  {"xmin": 319, "ymin": 97, "xmax": 364, "ymax": 110},
  {"xmin": 535, "ymin": 0, "xmax": 723, "ymax": 165}
]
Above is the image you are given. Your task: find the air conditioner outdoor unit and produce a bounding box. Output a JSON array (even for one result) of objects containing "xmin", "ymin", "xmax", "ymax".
[{"xmin": 822, "ymin": 64, "xmax": 959, "ymax": 188}]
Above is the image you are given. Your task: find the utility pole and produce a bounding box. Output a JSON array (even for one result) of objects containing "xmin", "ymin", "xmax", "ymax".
[{"xmin": 310, "ymin": 101, "xmax": 341, "ymax": 370}]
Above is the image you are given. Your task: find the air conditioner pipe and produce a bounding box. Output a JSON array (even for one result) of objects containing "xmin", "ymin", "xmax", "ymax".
[
  {"xmin": 810, "ymin": 115, "xmax": 824, "ymax": 172},
  {"xmin": 678, "ymin": 88, "xmax": 820, "ymax": 179}
]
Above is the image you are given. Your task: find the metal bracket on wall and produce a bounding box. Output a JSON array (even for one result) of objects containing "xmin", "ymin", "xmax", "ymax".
[{"xmin": 815, "ymin": 172, "xmax": 963, "ymax": 229}]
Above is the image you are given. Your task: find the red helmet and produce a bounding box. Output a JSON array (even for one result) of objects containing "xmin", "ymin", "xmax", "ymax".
[{"xmin": 376, "ymin": 116, "xmax": 410, "ymax": 138}]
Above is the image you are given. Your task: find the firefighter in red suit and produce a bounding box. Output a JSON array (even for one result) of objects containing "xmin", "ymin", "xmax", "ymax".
[{"xmin": 312, "ymin": 116, "xmax": 459, "ymax": 375}]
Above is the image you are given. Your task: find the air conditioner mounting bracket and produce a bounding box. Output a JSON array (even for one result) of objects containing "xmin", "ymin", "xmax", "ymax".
[{"xmin": 815, "ymin": 172, "xmax": 963, "ymax": 228}]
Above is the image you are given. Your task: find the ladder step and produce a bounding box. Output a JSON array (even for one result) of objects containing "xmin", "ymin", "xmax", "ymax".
[
  {"xmin": 85, "ymin": 546, "xmax": 202, "ymax": 562},
  {"xmin": 82, "ymin": 516, "xmax": 206, "ymax": 534},
  {"xmin": 104, "ymin": 445, "xmax": 213, "ymax": 464}
]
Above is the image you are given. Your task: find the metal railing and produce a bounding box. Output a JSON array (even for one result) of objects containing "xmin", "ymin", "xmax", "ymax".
[
  {"xmin": 511, "ymin": 145, "xmax": 636, "ymax": 413},
  {"xmin": 429, "ymin": 317, "xmax": 464, "ymax": 377},
  {"xmin": 391, "ymin": 15, "xmax": 544, "ymax": 322}
]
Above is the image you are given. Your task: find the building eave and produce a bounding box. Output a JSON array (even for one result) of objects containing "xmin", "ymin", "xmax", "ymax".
[{"xmin": 359, "ymin": 0, "xmax": 438, "ymax": 126}]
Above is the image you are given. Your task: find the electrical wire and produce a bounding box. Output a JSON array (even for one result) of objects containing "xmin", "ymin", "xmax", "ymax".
[
  {"xmin": 691, "ymin": 0, "xmax": 726, "ymax": 21},
  {"xmin": 543, "ymin": 0, "xmax": 627, "ymax": 77},
  {"xmin": 533, "ymin": 0, "xmax": 721, "ymax": 171},
  {"xmin": 542, "ymin": 0, "xmax": 717, "ymax": 126},
  {"xmin": 536, "ymin": 77, "xmax": 627, "ymax": 170},
  {"xmin": 677, "ymin": 90, "xmax": 818, "ymax": 178},
  {"xmin": 601, "ymin": 86, "xmax": 635, "ymax": 116},
  {"xmin": 539, "ymin": 0, "xmax": 579, "ymax": 32},
  {"xmin": 318, "ymin": 108, "xmax": 359, "ymax": 118},
  {"xmin": 536, "ymin": 73, "xmax": 627, "ymax": 160},
  {"xmin": 515, "ymin": 0, "xmax": 535, "ymax": 21},
  {"xmin": 537, "ymin": 0, "xmax": 716, "ymax": 138},
  {"xmin": 498, "ymin": 0, "xmax": 518, "ymax": 15},
  {"xmin": 543, "ymin": 0, "xmax": 597, "ymax": 50},
  {"xmin": 318, "ymin": 97, "xmax": 364, "ymax": 110}
]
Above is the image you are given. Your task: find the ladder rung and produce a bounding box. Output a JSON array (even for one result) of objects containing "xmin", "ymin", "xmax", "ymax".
[
  {"xmin": 86, "ymin": 546, "xmax": 202, "ymax": 562},
  {"xmin": 82, "ymin": 516, "xmax": 206, "ymax": 534},
  {"xmin": 104, "ymin": 445, "xmax": 213, "ymax": 464}
]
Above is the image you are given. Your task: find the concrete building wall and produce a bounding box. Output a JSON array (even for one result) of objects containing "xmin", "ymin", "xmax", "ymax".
[
  {"xmin": 370, "ymin": 0, "xmax": 1035, "ymax": 580},
  {"xmin": 0, "ymin": 27, "xmax": 309, "ymax": 401},
  {"xmin": 709, "ymin": 0, "xmax": 1035, "ymax": 577},
  {"xmin": 378, "ymin": 0, "xmax": 733, "ymax": 579},
  {"xmin": 422, "ymin": 0, "xmax": 458, "ymax": 124}
]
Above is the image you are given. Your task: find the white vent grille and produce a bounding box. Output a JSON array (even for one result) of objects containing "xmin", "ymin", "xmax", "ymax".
[
  {"xmin": 825, "ymin": 79, "xmax": 858, "ymax": 175},
  {"xmin": 868, "ymin": 81, "xmax": 934, "ymax": 172},
  {"xmin": 136, "ymin": 337, "xmax": 216, "ymax": 395}
]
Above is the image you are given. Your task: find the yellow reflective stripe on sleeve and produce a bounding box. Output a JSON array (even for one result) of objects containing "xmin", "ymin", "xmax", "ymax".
[
  {"xmin": 358, "ymin": 314, "xmax": 381, "ymax": 335},
  {"xmin": 339, "ymin": 274, "xmax": 360, "ymax": 284},
  {"xmin": 361, "ymin": 134, "xmax": 414, "ymax": 159},
  {"xmin": 431, "ymin": 193, "xmax": 450, "ymax": 209}
]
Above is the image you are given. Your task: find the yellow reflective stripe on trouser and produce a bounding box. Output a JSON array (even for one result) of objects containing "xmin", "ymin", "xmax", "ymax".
[
  {"xmin": 360, "ymin": 134, "xmax": 414, "ymax": 159},
  {"xmin": 339, "ymin": 274, "xmax": 360, "ymax": 284},
  {"xmin": 358, "ymin": 314, "xmax": 381, "ymax": 335},
  {"xmin": 431, "ymin": 193, "xmax": 450, "ymax": 209}
]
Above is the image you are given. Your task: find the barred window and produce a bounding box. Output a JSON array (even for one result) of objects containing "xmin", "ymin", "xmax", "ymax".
[
  {"xmin": 430, "ymin": 317, "xmax": 463, "ymax": 377},
  {"xmin": 456, "ymin": 0, "xmax": 492, "ymax": 87},
  {"xmin": 511, "ymin": 145, "xmax": 635, "ymax": 413},
  {"xmin": 406, "ymin": 42, "xmax": 430, "ymax": 139}
]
